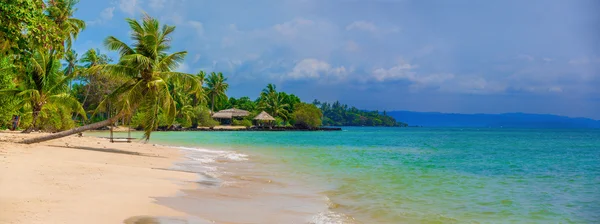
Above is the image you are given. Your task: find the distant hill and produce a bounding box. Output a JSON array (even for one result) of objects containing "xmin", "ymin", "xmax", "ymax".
[{"xmin": 386, "ymin": 111, "xmax": 600, "ymax": 128}]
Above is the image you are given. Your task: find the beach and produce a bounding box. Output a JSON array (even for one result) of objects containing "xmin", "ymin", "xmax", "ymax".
[
  {"xmin": 2, "ymin": 128, "xmax": 599, "ymax": 224},
  {"xmin": 0, "ymin": 132, "xmax": 199, "ymax": 224}
]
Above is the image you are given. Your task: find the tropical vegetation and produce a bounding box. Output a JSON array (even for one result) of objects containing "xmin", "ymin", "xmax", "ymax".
[
  {"xmin": 313, "ymin": 100, "xmax": 408, "ymax": 127},
  {"xmin": 0, "ymin": 1, "xmax": 406, "ymax": 144}
]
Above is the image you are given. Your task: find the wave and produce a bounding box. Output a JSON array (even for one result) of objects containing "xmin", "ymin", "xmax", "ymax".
[{"xmin": 175, "ymin": 146, "xmax": 249, "ymax": 161}]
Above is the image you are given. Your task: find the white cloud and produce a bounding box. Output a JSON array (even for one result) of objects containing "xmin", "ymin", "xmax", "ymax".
[
  {"xmin": 273, "ymin": 18, "xmax": 315, "ymax": 36},
  {"xmin": 285, "ymin": 59, "xmax": 347, "ymax": 82},
  {"xmin": 148, "ymin": 0, "xmax": 166, "ymax": 11},
  {"xmin": 193, "ymin": 54, "xmax": 201, "ymax": 63},
  {"xmin": 542, "ymin": 58, "xmax": 554, "ymax": 62},
  {"xmin": 119, "ymin": 0, "xmax": 138, "ymax": 16},
  {"xmin": 346, "ymin": 21, "xmax": 377, "ymax": 32},
  {"xmin": 188, "ymin": 21, "xmax": 204, "ymax": 37},
  {"xmin": 88, "ymin": 7, "xmax": 115, "ymax": 26},
  {"xmin": 176, "ymin": 62, "xmax": 189, "ymax": 73},
  {"xmin": 569, "ymin": 57, "xmax": 590, "ymax": 65},
  {"xmin": 548, "ymin": 87, "xmax": 563, "ymax": 93},
  {"xmin": 100, "ymin": 7, "xmax": 115, "ymax": 21},
  {"xmin": 371, "ymin": 62, "xmax": 418, "ymax": 82},
  {"xmin": 345, "ymin": 41, "xmax": 359, "ymax": 52},
  {"xmin": 517, "ymin": 54, "xmax": 535, "ymax": 61}
]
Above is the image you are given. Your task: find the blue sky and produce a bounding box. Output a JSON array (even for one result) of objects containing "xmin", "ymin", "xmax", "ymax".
[{"xmin": 72, "ymin": 0, "xmax": 600, "ymax": 119}]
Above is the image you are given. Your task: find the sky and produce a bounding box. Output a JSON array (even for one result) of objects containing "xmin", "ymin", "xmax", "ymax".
[{"xmin": 72, "ymin": 0, "xmax": 600, "ymax": 119}]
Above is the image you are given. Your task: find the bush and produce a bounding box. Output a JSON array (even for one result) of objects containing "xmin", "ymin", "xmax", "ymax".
[
  {"xmin": 35, "ymin": 105, "xmax": 76, "ymax": 132},
  {"xmin": 195, "ymin": 107, "xmax": 219, "ymax": 128},
  {"xmin": 293, "ymin": 103, "xmax": 322, "ymax": 129},
  {"xmin": 232, "ymin": 119, "xmax": 252, "ymax": 128}
]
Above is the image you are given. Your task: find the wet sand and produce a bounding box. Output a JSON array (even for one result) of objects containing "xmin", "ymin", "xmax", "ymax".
[
  {"xmin": 0, "ymin": 132, "xmax": 200, "ymax": 224},
  {"xmin": 155, "ymin": 146, "xmax": 358, "ymax": 224}
]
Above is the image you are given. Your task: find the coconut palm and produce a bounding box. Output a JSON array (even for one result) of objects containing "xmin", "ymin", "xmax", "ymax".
[
  {"xmin": 77, "ymin": 48, "xmax": 114, "ymax": 111},
  {"xmin": 46, "ymin": 0, "xmax": 86, "ymax": 50},
  {"xmin": 259, "ymin": 84, "xmax": 290, "ymax": 121},
  {"xmin": 20, "ymin": 14, "xmax": 200, "ymax": 144},
  {"xmin": 62, "ymin": 49, "xmax": 79, "ymax": 92},
  {"xmin": 0, "ymin": 51, "xmax": 86, "ymax": 133},
  {"xmin": 265, "ymin": 92, "xmax": 290, "ymax": 120},
  {"xmin": 205, "ymin": 72, "xmax": 229, "ymax": 113}
]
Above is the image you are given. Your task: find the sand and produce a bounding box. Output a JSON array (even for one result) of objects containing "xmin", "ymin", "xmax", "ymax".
[{"xmin": 0, "ymin": 131, "xmax": 198, "ymax": 224}]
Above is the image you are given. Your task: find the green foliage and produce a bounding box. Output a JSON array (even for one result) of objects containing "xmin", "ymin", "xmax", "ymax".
[
  {"xmin": 97, "ymin": 14, "xmax": 200, "ymax": 140},
  {"xmin": 1, "ymin": 51, "xmax": 86, "ymax": 131},
  {"xmin": 0, "ymin": 0, "xmax": 63, "ymax": 57},
  {"xmin": 293, "ymin": 103, "xmax": 322, "ymax": 129},
  {"xmin": 232, "ymin": 119, "xmax": 252, "ymax": 128},
  {"xmin": 0, "ymin": 57, "xmax": 19, "ymax": 128},
  {"xmin": 258, "ymin": 84, "xmax": 291, "ymax": 121},
  {"xmin": 227, "ymin": 97, "xmax": 256, "ymax": 111},
  {"xmin": 195, "ymin": 107, "xmax": 219, "ymax": 128},
  {"xmin": 205, "ymin": 72, "xmax": 229, "ymax": 112},
  {"xmin": 313, "ymin": 100, "xmax": 406, "ymax": 127}
]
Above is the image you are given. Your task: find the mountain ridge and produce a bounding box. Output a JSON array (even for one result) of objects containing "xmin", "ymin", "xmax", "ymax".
[{"xmin": 386, "ymin": 111, "xmax": 600, "ymax": 128}]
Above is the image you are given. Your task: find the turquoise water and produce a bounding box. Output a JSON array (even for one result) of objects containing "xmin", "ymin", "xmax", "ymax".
[{"xmin": 101, "ymin": 127, "xmax": 600, "ymax": 223}]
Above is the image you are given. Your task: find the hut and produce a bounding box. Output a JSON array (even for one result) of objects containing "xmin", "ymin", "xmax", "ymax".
[
  {"xmin": 212, "ymin": 108, "xmax": 250, "ymax": 125},
  {"xmin": 253, "ymin": 111, "xmax": 276, "ymax": 127}
]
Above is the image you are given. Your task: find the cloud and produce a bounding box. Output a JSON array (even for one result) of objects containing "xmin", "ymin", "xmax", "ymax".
[
  {"xmin": 119, "ymin": 0, "xmax": 138, "ymax": 16},
  {"xmin": 516, "ymin": 54, "xmax": 535, "ymax": 61},
  {"xmin": 176, "ymin": 62, "xmax": 189, "ymax": 73},
  {"xmin": 87, "ymin": 7, "xmax": 115, "ymax": 26},
  {"xmin": 101, "ymin": 7, "xmax": 115, "ymax": 21},
  {"xmin": 346, "ymin": 21, "xmax": 377, "ymax": 32},
  {"xmin": 569, "ymin": 57, "xmax": 590, "ymax": 65},
  {"xmin": 345, "ymin": 41, "xmax": 359, "ymax": 52},
  {"xmin": 285, "ymin": 59, "xmax": 347, "ymax": 82},
  {"xmin": 542, "ymin": 58, "xmax": 554, "ymax": 62},
  {"xmin": 188, "ymin": 21, "xmax": 204, "ymax": 37},
  {"xmin": 371, "ymin": 62, "xmax": 419, "ymax": 82},
  {"xmin": 192, "ymin": 54, "xmax": 201, "ymax": 63},
  {"xmin": 274, "ymin": 18, "xmax": 316, "ymax": 36},
  {"xmin": 148, "ymin": 0, "xmax": 166, "ymax": 11},
  {"xmin": 548, "ymin": 86, "xmax": 563, "ymax": 93}
]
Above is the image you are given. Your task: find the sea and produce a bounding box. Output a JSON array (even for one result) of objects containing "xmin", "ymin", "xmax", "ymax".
[{"xmin": 92, "ymin": 127, "xmax": 600, "ymax": 223}]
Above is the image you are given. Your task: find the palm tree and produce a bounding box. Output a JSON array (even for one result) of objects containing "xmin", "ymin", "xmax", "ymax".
[
  {"xmin": 78, "ymin": 48, "xmax": 112, "ymax": 110},
  {"xmin": 0, "ymin": 51, "xmax": 86, "ymax": 133},
  {"xmin": 259, "ymin": 84, "xmax": 290, "ymax": 120},
  {"xmin": 46, "ymin": 0, "xmax": 86, "ymax": 50},
  {"xmin": 62, "ymin": 49, "xmax": 79, "ymax": 92},
  {"xmin": 19, "ymin": 14, "xmax": 200, "ymax": 144},
  {"xmin": 262, "ymin": 92, "xmax": 290, "ymax": 121},
  {"xmin": 205, "ymin": 72, "xmax": 229, "ymax": 113}
]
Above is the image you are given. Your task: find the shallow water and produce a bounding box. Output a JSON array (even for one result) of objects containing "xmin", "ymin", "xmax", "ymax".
[{"xmin": 92, "ymin": 127, "xmax": 600, "ymax": 223}]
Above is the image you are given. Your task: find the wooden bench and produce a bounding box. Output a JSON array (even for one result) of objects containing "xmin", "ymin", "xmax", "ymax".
[{"xmin": 110, "ymin": 137, "xmax": 136, "ymax": 143}]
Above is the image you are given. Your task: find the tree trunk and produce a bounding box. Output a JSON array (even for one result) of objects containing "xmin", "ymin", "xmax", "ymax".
[
  {"xmin": 19, "ymin": 115, "xmax": 121, "ymax": 144},
  {"xmin": 23, "ymin": 106, "xmax": 42, "ymax": 133},
  {"xmin": 211, "ymin": 94, "xmax": 215, "ymax": 114}
]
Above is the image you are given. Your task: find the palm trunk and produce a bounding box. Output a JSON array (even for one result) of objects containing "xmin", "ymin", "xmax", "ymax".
[
  {"xmin": 23, "ymin": 104, "xmax": 43, "ymax": 133},
  {"xmin": 211, "ymin": 94, "xmax": 215, "ymax": 114},
  {"xmin": 19, "ymin": 114, "xmax": 122, "ymax": 144}
]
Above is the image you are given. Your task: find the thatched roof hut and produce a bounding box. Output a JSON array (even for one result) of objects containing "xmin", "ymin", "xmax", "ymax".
[
  {"xmin": 253, "ymin": 111, "xmax": 275, "ymax": 121},
  {"xmin": 212, "ymin": 108, "xmax": 250, "ymax": 119}
]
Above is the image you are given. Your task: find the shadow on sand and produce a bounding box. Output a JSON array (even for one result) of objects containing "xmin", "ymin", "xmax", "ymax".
[{"xmin": 48, "ymin": 145, "xmax": 163, "ymax": 158}]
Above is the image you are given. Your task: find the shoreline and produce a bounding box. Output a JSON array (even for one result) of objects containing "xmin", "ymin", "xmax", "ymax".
[{"xmin": 0, "ymin": 132, "xmax": 205, "ymax": 224}]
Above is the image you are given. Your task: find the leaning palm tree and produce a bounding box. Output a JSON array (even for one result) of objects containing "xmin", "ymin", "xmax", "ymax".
[
  {"xmin": 0, "ymin": 51, "xmax": 86, "ymax": 133},
  {"xmin": 19, "ymin": 14, "xmax": 200, "ymax": 144},
  {"xmin": 205, "ymin": 72, "xmax": 229, "ymax": 113}
]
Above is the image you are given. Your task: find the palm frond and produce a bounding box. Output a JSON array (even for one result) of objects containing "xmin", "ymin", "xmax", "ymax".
[
  {"xmin": 48, "ymin": 93, "xmax": 87, "ymax": 120},
  {"xmin": 104, "ymin": 36, "xmax": 135, "ymax": 56}
]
